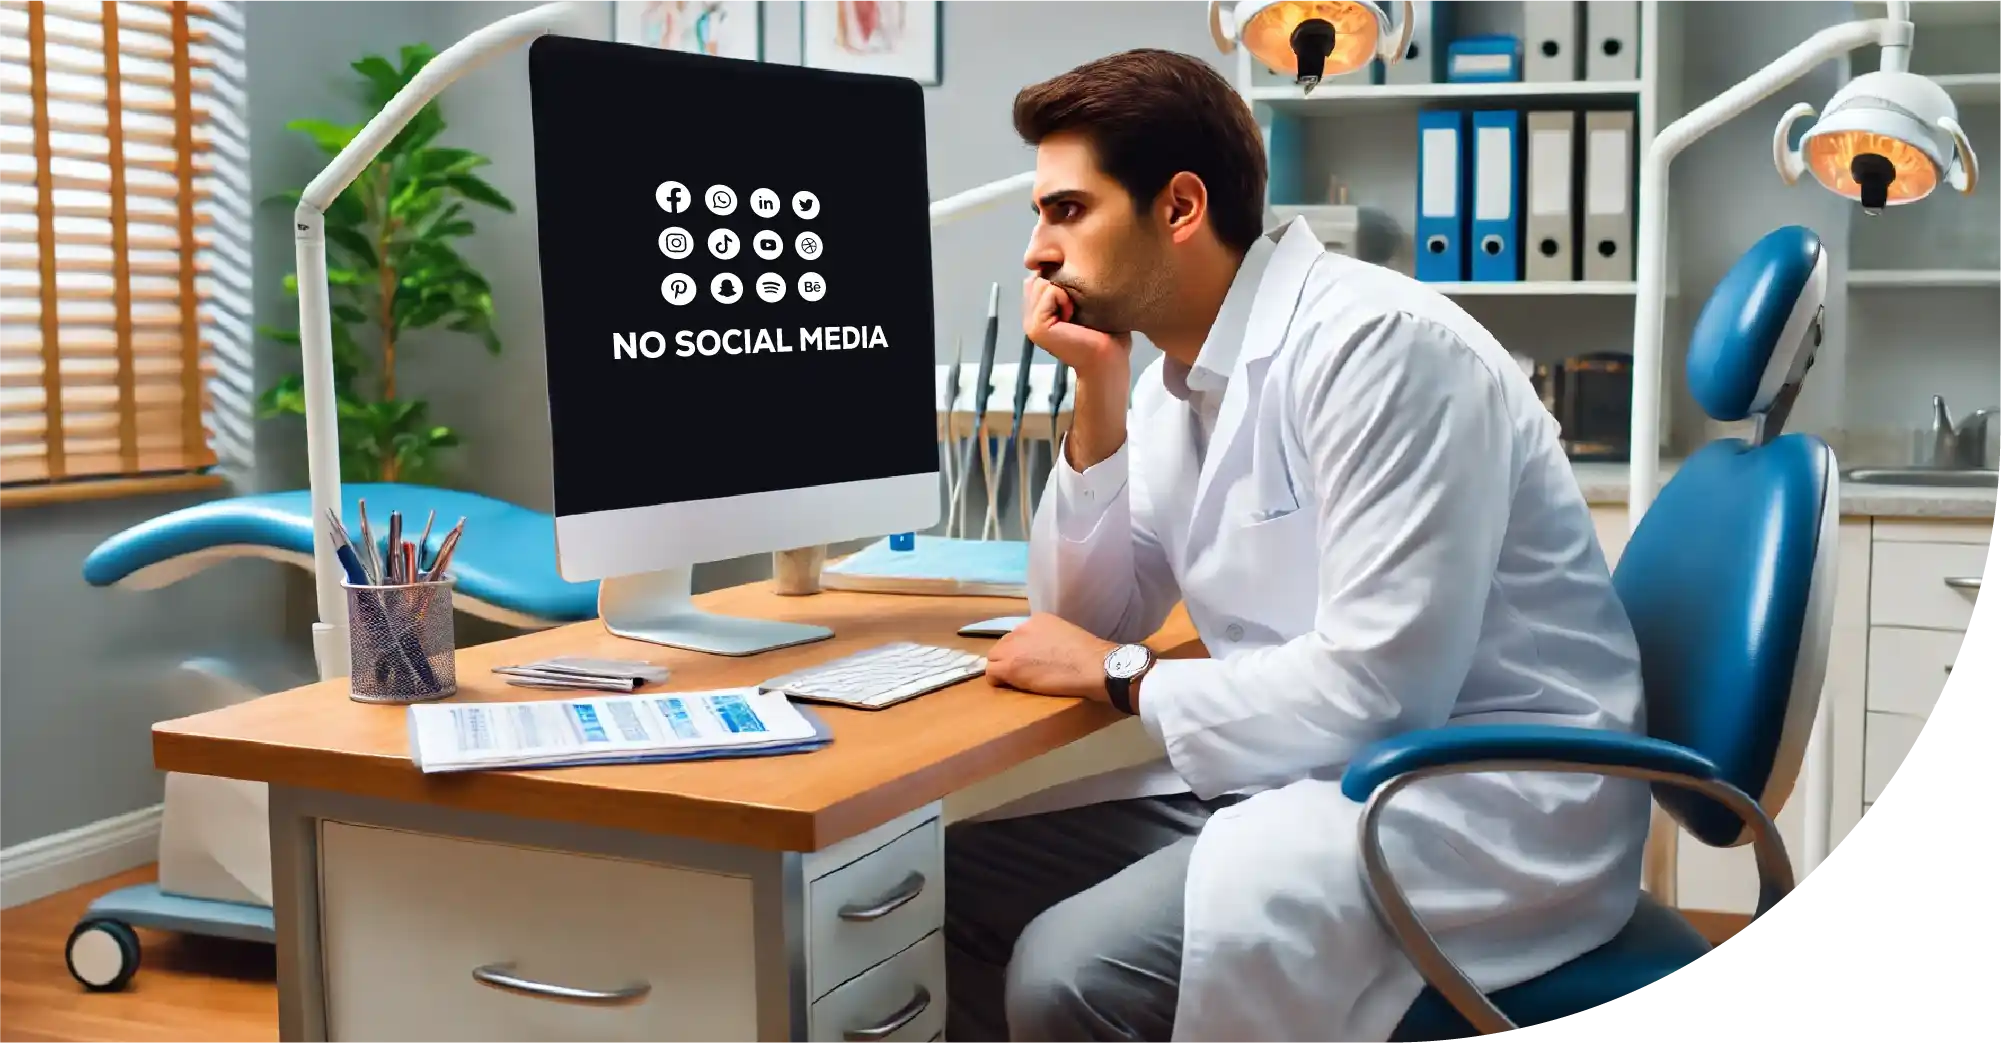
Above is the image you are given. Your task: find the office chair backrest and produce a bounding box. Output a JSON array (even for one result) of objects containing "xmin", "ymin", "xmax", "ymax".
[{"xmin": 1613, "ymin": 225, "xmax": 1838, "ymax": 848}]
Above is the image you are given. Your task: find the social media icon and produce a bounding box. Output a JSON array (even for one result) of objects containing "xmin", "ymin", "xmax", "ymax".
[
  {"xmin": 750, "ymin": 188, "xmax": 781, "ymax": 218},
  {"xmin": 791, "ymin": 190, "xmax": 819, "ymax": 219},
  {"xmin": 711, "ymin": 272, "xmax": 743, "ymax": 304},
  {"xmin": 797, "ymin": 271, "xmax": 826, "ymax": 302},
  {"xmin": 708, "ymin": 227, "xmax": 740, "ymax": 260},
  {"xmin": 655, "ymin": 180, "xmax": 691, "ymax": 213},
  {"xmin": 755, "ymin": 272, "xmax": 787, "ymax": 303},
  {"xmin": 794, "ymin": 231, "xmax": 822, "ymax": 260},
  {"xmin": 658, "ymin": 226, "xmax": 693, "ymax": 259},
  {"xmin": 662, "ymin": 273, "xmax": 696, "ymax": 305},
  {"xmin": 752, "ymin": 229, "xmax": 783, "ymax": 261},
  {"xmin": 706, "ymin": 184, "xmax": 737, "ymax": 216}
]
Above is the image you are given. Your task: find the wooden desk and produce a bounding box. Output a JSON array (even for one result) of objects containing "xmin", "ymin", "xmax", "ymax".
[{"xmin": 154, "ymin": 582, "xmax": 1199, "ymax": 1042}]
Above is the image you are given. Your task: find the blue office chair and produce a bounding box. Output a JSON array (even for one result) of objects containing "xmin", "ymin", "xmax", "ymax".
[{"xmin": 1348, "ymin": 224, "xmax": 1838, "ymax": 1039}]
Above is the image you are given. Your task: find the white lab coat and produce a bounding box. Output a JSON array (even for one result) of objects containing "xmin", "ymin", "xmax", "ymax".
[{"xmin": 1017, "ymin": 217, "xmax": 1653, "ymax": 1041}]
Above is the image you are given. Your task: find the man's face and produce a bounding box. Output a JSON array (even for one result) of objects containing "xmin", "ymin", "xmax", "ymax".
[{"xmin": 1022, "ymin": 133, "xmax": 1175, "ymax": 335}]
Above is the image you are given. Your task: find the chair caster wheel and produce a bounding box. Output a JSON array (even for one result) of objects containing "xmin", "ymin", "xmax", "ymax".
[{"xmin": 66, "ymin": 918, "xmax": 141, "ymax": 992}]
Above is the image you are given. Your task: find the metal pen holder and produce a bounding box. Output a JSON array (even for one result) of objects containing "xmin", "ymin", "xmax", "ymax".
[{"xmin": 343, "ymin": 576, "xmax": 457, "ymax": 704}]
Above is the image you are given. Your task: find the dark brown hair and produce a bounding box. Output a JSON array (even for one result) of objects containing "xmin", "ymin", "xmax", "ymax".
[{"xmin": 1013, "ymin": 49, "xmax": 1268, "ymax": 254}]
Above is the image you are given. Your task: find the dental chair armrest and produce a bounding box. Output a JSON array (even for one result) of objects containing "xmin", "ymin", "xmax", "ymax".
[
  {"xmin": 1342, "ymin": 725, "xmax": 1792, "ymax": 1037},
  {"xmin": 1339, "ymin": 725, "xmax": 1722, "ymax": 803}
]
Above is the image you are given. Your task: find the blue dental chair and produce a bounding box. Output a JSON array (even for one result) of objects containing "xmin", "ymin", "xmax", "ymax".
[
  {"xmin": 1352, "ymin": 225, "xmax": 1838, "ymax": 1039},
  {"xmin": 82, "ymin": 482, "xmax": 600, "ymax": 627}
]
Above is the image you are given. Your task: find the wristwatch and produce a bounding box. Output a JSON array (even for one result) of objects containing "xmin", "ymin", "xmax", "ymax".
[{"xmin": 1103, "ymin": 643, "xmax": 1155, "ymax": 715}]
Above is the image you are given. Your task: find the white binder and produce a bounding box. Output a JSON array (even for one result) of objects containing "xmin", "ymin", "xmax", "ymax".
[
  {"xmin": 1582, "ymin": 110, "xmax": 1634, "ymax": 281},
  {"xmin": 1526, "ymin": 111, "xmax": 1577, "ymax": 282},
  {"xmin": 1584, "ymin": 1, "xmax": 1640, "ymax": 81},
  {"xmin": 1525, "ymin": 1, "xmax": 1580, "ymax": 82}
]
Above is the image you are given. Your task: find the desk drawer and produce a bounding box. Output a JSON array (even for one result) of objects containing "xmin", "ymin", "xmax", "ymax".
[
  {"xmin": 318, "ymin": 822, "xmax": 759, "ymax": 1041},
  {"xmin": 1866, "ymin": 627, "xmax": 1965, "ymax": 717},
  {"xmin": 1869, "ymin": 542, "xmax": 1986, "ymax": 631},
  {"xmin": 808, "ymin": 819, "xmax": 942, "ymax": 999},
  {"xmin": 809, "ymin": 931, "xmax": 946, "ymax": 1043},
  {"xmin": 1863, "ymin": 712, "xmax": 1928, "ymax": 804}
]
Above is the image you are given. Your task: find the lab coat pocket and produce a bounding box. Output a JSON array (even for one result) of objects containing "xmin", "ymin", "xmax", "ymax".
[{"xmin": 1214, "ymin": 505, "xmax": 1319, "ymax": 641}]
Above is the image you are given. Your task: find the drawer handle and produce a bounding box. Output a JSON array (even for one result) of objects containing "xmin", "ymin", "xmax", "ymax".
[
  {"xmin": 471, "ymin": 963, "xmax": 651, "ymax": 1007},
  {"xmin": 1943, "ymin": 575, "xmax": 1982, "ymax": 592},
  {"xmin": 838, "ymin": 871, "xmax": 927, "ymax": 922},
  {"xmin": 844, "ymin": 984, "xmax": 931, "ymax": 1041}
]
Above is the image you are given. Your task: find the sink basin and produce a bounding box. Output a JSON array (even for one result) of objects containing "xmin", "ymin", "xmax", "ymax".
[{"xmin": 1842, "ymin": 467, "xmax": 1999, "ymax": 489}]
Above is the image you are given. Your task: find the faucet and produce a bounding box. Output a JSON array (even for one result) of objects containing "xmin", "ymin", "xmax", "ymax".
[{"xmin": 1925, "ymin": 396, "xmax": 2001, "ymax": 469}]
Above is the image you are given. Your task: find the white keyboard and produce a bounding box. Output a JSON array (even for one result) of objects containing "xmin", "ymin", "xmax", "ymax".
[{"xmin": 757, "ymin": 641, "xmax": 988, "ymax": 710}]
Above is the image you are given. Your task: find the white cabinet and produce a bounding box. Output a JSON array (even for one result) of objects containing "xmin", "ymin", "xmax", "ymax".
[
  {"xmin": 289, "ymin": 795, "xmax": 949, "ymax": 1042},
  {"xmin": 1589, "ymin": 504, "xmax": 1990, "ymax": 915}
]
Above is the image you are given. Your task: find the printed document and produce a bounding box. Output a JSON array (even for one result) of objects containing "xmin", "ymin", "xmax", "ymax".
[{"xmin": 406, "ymin": 687, "xmax": 827, "ymax": 774}]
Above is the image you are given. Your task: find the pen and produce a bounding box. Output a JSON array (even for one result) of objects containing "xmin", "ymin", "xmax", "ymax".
[
  {"xmin": 415, "ymin": 510, "xmax": 437, "ymax": 572},
  {"xmin": 357, "ymin": 498, "xmax": 382, "ymax": 585},
  {"xmin": 386, "ymin": 512, "xmax": 403, "ymax": 584},
  {"xmin": 423, "ymin": 517, "xmax": 468, "ymax": 582}
]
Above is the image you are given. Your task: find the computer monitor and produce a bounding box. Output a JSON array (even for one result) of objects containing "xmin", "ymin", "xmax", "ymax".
[{"xmin": 527, "ymin": 35, "xmax": 940, "ymax": 655}]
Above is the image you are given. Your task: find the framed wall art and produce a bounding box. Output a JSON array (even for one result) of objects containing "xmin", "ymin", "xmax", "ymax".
[
  {"xmin": 611, "ymin": 1, "xmax": 764, "ymax": 61},
  {"xmin": 800, "ymin": 1, "xmax": 941, "ymax": 85}
]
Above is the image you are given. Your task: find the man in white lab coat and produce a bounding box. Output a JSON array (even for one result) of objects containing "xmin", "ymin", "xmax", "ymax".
[{"xmin": 943, "ymin": 50, "xmax": 1654, "ymax": 1042}]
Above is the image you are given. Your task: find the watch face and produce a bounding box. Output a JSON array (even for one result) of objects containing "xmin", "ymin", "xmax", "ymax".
[{"xmin": 1105, "ymin": 644, "xmax": 1151, "ymax": 679}]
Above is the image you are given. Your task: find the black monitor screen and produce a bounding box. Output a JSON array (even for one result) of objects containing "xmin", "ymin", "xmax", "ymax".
[{"xmin": 527, "ymin": 35, "xmax": 938, "ymax": 517}]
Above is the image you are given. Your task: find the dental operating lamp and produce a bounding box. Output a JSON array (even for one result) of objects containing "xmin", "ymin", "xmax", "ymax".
[
  {"xmin": 1208, "ymin": 0, "xmax": 1414, "ymax": 93},
  {"xmin": 292, "ymin": 0, "xmax": 1034, "ymax": 680}
]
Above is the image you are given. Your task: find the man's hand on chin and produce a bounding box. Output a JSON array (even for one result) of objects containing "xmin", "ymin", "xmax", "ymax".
[{"xmin": 984, "ymin": 612, "xmax": 1117, "ymax": 703}]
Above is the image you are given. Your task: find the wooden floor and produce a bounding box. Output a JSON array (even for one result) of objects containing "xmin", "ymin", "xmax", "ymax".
[
  {"xmin": 1, "ymin": 865, "xmax": 1747, "ymax": 1042},
  {"xmin": 1, "ymin": 867, "xmax": 275, "ymax": 1043}
]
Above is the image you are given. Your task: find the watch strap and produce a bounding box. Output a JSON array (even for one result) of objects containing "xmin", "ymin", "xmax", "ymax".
[{"xmin": 1107, "ymin": 674, "xmax": 1135, "ymax": 715}]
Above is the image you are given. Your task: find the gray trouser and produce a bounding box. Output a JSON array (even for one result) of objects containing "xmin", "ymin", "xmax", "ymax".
[{"xmin": 942, "ymin": 793, "xmax": 1230, "ymax": 1042}]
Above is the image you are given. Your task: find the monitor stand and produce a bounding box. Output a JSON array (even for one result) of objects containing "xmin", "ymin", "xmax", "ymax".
[{"xmin": 598, "ymin": 567, "xmax": 833, "ymax": 657}]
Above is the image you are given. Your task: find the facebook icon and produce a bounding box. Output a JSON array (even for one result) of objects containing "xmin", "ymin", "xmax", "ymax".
[{"xmin": 655, "ymin": 180, "xmax": 691, "ymax": 214}]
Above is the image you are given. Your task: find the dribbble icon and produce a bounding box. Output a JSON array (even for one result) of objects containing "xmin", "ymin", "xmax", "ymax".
[
  {"xmin": 750, "ymin": 188, "xmax": 780, "ymax": 218},
  {"xmin": 752, "ymin": 229, "xmax": 783, "ymax": 261},
  {"xmin": 708, "ymin": 227, "xmax": 740, "ymax": 260},
  {"xmin": 797, "ymin": 272, "xmax": 826, "ymax": 302},
  {"xmin": 791, "ymin": 190, "xmax": 819, "ymax": 219},
  {"xmin": 706, "ymin": 184, "xmax": 737, "ymax": 216},
  {"xmin": 795, "ymin": 231, "xmax": 822, "ymax": 260},
  {"xmin": 658, "ymin": 226, "xmax": 693, "ymax": 259},
  {"xmin": 661, "ymin": 273, "xmax": 696, "ymax": 306},
  {"xmin": 756, "ymin": 273, "xmax": 786, "ymax": 303},
  {"xmin": 655, "ymin": 180, "xmax": 690, "ymax": 213},
  {"xmin": 712, "ymin": 272, "xmax": 743, "ymax": 304}
]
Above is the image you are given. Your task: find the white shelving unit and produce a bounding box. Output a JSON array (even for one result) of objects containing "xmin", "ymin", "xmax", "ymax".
[
  {"xmin": 1230, "ymin": 1, "xmax": 1684, "ymax": 451},
  {"xmin": 1848, "ymin": 268, "xmax": 2001, "ymax": 288}
]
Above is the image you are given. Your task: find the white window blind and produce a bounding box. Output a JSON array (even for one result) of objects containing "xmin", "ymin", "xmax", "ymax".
[{"xmin": 0, "ymin": 0, "xmax": 224, "ymax": 493}]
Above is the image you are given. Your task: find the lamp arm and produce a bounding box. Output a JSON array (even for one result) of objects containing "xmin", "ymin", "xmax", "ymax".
[
  {"xmin": 1626, "ymin": 18, "xmax": 1898, "ymax": 534},
  {"xmin": 293, "ymin": 0, "xmax": 576, "ymax": 681}
]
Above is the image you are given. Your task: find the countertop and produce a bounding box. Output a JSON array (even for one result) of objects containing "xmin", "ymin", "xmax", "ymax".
[{"xmin": 1571, "ymin": 461, "xmax": 1996, "ymax": 521}]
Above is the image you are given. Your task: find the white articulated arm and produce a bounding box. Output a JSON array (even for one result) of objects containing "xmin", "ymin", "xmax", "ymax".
[
  {"xmin": 295, "ymin": 1, "xmax": 577, "ymax": 681},
  {"xmin": 1625, "ymin": 16, "xmax": 1902, "ymax": 532},
  {"xmin": 294, "ymin": 0, "xmax": 1034, "ymax": 681}
]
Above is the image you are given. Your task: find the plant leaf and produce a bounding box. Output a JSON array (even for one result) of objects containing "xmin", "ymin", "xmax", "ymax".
[
  {"xmin": 351, "ymin": 54, "xmax": 403, "ymax": 109},
  {"xmin": 446, "ymin": 173, "xmax": 514, "ymax": 213},
  {"xmin": 286, "ymin": 117, "xmax": 359, "ymax": 155}
]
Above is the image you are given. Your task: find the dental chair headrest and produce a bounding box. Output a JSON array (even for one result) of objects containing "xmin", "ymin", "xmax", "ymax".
[{"xmin": 1686, "ymin": 225, "xmax": 1827, "ymax": 444}]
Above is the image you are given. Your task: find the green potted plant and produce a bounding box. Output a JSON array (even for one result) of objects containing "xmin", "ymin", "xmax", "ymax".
[{"xmin": 260, "ymin": 44, "xmax": 514, "ymax": 484}]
